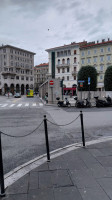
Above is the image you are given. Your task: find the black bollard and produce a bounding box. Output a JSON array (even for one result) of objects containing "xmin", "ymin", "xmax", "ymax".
[
  {"xmin": 44, "ymin": 115, "xmax": 50, "ymax": 162},
  {"xmin": 0, "ymin": 132, "xmax": 5, "ymax": 197},
  {"xmin": 80, "ymin": 111, "xmax": 85, "ymax": 147}
]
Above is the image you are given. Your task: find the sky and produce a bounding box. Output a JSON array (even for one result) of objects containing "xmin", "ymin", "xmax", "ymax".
[{"xmin": 0, "ymin": 0, "xmax": 112, "ymax": 65}]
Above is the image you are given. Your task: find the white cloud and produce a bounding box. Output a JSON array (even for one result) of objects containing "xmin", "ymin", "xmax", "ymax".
[{"xmin": 0, "ymin": 0, "xmax": 112, "ymax": 64}]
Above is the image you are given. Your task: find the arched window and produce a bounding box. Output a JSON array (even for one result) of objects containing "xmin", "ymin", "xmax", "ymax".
[
  {"xmin": 62, "ymin": 59, "xmax": 65, "ymax": 64},
  {"xmin": 67, "ymin": 58, "xmax": 70, "ymax": 65},
  {"xmin": 58, "ymin": 59, "xmax": 60, "ymax": 65},
  {"xmin": 74, "ymin": 57, "xmax": 76, "ymax": 63}
]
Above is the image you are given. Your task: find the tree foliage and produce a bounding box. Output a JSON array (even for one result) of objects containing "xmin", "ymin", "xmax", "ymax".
[
  {"xmin": 77, "ymin": 66, "xmax": 97, "ymax": 91},
  {"xmin": 104, "ymin": 66, "xmax": 112, "ymax": 91}
]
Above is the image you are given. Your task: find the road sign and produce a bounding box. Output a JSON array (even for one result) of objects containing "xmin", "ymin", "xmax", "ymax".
[
  {"xmin": 78, "ymin": 80, "xmax": 85, "ymax": 83},
  {"xmin": 88, "ymin": 77, "xmax": 90, "ymax": 85},
  {"xmin": 49, "ymin": 80, "xmax": 54, "ymax": 85},
  {"xmin": 80, "ymin": 82, "xmax": 83, "ymax": 87}
]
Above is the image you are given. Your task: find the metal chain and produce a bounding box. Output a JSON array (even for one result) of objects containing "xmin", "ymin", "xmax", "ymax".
[
  {"xmin": 47, "ymin": 115, "xmax": 80, "ymax": 126},
  {"xmin": 0, "ymin": 120, "xmax": 43, "ymax": 138}
]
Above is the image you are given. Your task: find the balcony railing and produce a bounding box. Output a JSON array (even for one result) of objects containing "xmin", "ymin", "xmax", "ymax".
[
  {"xmin": 2, "ymin": 70, "xmax": 16, "ymax": 76},
  {"xmin": 72, "ymin": 71, "xmax": 78, "ymax": 75},
  {"xmin": 56, "ymin": 63, "xmax": 70, "ymax": 68}
]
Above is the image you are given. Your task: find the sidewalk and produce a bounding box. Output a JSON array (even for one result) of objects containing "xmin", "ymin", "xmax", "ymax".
[{"xmin": 2, "ymin": 139, "xmax": 112, "ymax": 200}]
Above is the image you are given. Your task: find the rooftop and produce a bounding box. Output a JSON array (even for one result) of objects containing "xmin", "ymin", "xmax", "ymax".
[{"xmin": 0, "ymin": 45, "xmax": 36, "ymax": 55}]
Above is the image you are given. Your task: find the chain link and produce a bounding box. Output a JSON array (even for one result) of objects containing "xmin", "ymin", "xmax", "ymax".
[
  {"xmin": 47, "ymin": 115, "xmax": 80, "ymax": 126},
  {"xmin": 0, "ymin": 120, "xmax": 43, "ymax": 138}
]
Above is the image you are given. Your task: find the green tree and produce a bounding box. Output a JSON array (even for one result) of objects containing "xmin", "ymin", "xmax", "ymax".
[
  {"xmin": 77, "ymin": 66, "xmax": 97, "ymax": 91},
  {"xmin": 104, "ymin": 66, "xmax": 112, "ymax": 91}
]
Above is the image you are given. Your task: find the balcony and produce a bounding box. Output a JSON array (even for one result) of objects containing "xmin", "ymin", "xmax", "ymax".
[
  {"xmin": 56, "ymin": 63, "xmax": 70, "ymax": 68},
  {"xmin": 2, "ymin": 70, "xmax": 16, "ymax": 76},
  {"xmin": 97, "ymin": 70, "xmax": 104, "ymax": 75},
  {"xmin": 72, "ymin": 71, "xmax": 78, "ymax": 75}
]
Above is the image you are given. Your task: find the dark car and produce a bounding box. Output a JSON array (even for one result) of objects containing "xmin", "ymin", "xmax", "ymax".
[{"xmin": 14, "ymin": 93, "xmax": 21, "ymax": 98}]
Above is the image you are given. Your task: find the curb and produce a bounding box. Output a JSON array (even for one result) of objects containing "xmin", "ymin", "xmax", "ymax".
[{"xmin": 4, "ymin": 136, "xmax": 112, "ymax": 189}]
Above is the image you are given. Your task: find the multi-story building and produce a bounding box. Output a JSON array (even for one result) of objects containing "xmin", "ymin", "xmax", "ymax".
[
  {"xmin": 0, "ymin": 45, "xmax": 35, "ymax": 95},
  {"xmin": 80, "ymin": 39, "xmax": 112, "ymax": 91},
  {"xmin": 34, "ymin": 63, "xmax": 49, "ymax": 91},
  {"xmin": 46, "ymin": 41, "xmax": 87, "ymax": 95}
]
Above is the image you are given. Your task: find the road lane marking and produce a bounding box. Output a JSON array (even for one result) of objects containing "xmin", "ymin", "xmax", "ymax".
[
  {"xmin": 25, "ymin": 103, "xmax": 29, "ymax": 107},
  {"xmin": 1, "ymin": 104, "xmax": 8, "ymax": 107},
  {"xmin": 10, "ymin": 104, "xmax": 15, "ymax": 107},
  {"xmin": 17, "ymin": 104, "xmax": 22, "ymax": 107},
  {"xmin": 32, "ymin": 103, "xmax": 36, "ymax": 106},
  {"xmin": 39, "ymin": 103, "xmax": 43, "ymax": 107}
]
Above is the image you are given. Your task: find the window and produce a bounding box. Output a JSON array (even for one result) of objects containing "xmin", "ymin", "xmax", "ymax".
[
  {"xmin": 67, "ymin": 67, "xmax": 69, "ymax": 72},
  {"xmin": 94, "ymin": 49, "xmax": 97, "ymax": 54},
  {"xmin": 16, "ymin": 76, "xmax": 19, "ymax": 80},
  {"xmin": 88, "ymin": 50, "xmax": 90, "ymax": 55},
  {"xmin": 67, "ymin": 76, "xmax": 69, "ymax": 80},
  {"xmin": 62, "ymin": 59, "xmax": 65, "ymax": 64},
  {"xmin": 107, "ymin": 47, "xmax": 111, "ymax": 52},
  {"xmin": 64, "ymin": 50, "xmax": 67, "ymax": 56},
  {"xmin": 107, "ymin": 55, "xmax": 111, "ymax": 61},
  {"xmin": 87, "ymin": 58, "xmax": 91, "ymax": 64},
  {"xmin": 81, "ymin": 51, "xmax": 84, "ymax": 56},
  {"xmin": 3, "ymin": 49, "xmax": 6, "ymax": 53},
  {"xmin": 4, "ymin": 62, "xmax": 6, "ymax": 65},
  {"xmin": 100, "ymin": 75, "xmax": 103, "ymax": 80},
  {"xmin": 62, "ymin": 68, "xmax": 65, "ymax": 73},
  {"xmin": 100, "ymin": 56, "xmax": 104, "ymax": 62},
  {"xmin": 100, "ymin": 48, "xmax": 104, "ymax": 53},
  {"xmin": 74, "ymin": 50, "xmax": 76, "ymax": 54},
  {"xmin": 100, "ymin": 65, "xmax": 103, "ymax": 71},
  {"xmin": 67, "ymin": 58, "xmax": 70, "ymax": 65},
  {"xmin": 74, "ymin": 75, "xmax": 76, "ymax": 80},
  {"xmin": 26, "ymin": 77, "xmax": 29, "ymax": 81},
  {"xmin": 30, "ymin": 77, "xmax": 33, "ymax": 81},
  {"xmin": 58, "ymin": 59, "xmax": 60, "ymax": 65},
  {"xmin": 68, "ymin": 50, "xmax": 71, "ymax": 55},
  {"xmin": 94, "ymin": 57, "xmax": 97, "ymax": 63},
  {"xmin": 74, "ymin": 67, "xmax": 76, "ymax": 72},
  {"xmin": 21, "ymin": 76, "xmax": 24, "ymax": 80},
  {"xmin": 58, "ymin": 68, "xmax": 60, "ymax": 73},
  {"xmin": 81, "ymin": 59, "xmax": 85, "ymax": 64},
  {"xmin": 74, "ymin": 57, "xmax": 76, "ymax": 63},
  {"xmin": 62, "ymin": 76, "xmax": 64, "ymax": 80}
]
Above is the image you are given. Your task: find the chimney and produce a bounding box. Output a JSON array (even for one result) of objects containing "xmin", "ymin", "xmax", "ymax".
[
  {"xmin": 97, "ymin": 40, "xmax": 99, "ymax": 43},
  {"xmin": 102, "ymin": 39, "xmax": 105, "ymax": 42},
  {"xmin": 108, "ymin": 38, "xmax": 110, "ymax": 41}
]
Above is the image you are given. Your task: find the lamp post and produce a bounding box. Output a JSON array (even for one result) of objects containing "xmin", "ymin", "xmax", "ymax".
[{"xmin": 62, "ymin": 77, "xmax": 64, "ymax": 100}]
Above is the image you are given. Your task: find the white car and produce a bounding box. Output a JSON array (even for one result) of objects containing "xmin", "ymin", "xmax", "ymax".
[{"xmin": 14, "ymin": 93, "xmax": 21, "ymax": 98}]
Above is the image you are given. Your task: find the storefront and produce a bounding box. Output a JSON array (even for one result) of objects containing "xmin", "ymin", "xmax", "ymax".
[{"xmin": 63, "ymin": 87, "xmax": 76, "ymax": 96}]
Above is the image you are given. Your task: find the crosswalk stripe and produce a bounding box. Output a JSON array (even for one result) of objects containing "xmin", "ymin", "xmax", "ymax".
[
  {"xmin": 17, "ymin": 104, "xmax": 22, "ymax": 107},
  {"xmin": 39, "ymin": 103, "xmax": 43, "ymax": 106},
  {"xmin": 32, "ymin": 103, "xmax": 36, "ymax": 106},
  {"xmin": 1, "ymin": 104, "xmax": 8, "ymax": 107},
  {"xmin": 10, "ymin": 104, "xmax": 15, "ymax": 107},
  {"xmin": 25, "ymin": 103, "xmax": 29, "ymax": 107}
]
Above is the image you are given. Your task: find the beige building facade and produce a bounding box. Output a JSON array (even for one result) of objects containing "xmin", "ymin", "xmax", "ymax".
[
  {"xmin": 80, "ymin": 39, "xmax": 112, "ymax": 90},
  {"xmin": 34, "ymin": 63, "xmax": 49, "ymax": 91},
  {"xmin": 0, "ymin": 45, "xmax": 35, "ymax": 95}
]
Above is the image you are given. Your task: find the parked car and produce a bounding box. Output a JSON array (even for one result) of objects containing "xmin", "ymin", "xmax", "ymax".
[{"xmin": 14, "ymin": 93, "xmax": 21, "ymax": 98}]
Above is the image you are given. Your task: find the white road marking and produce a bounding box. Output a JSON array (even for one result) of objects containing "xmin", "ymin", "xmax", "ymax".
[
  {"xmin": 39, "ymin": 103, "xmax": 43, "ymax": 107},
  {"xmin": 32, "ymin": 103, "xmax": 36, "ymax": 106},
  {"xmin": 25, "ymin": 103, "xmax": 29, "ymax": 107},
  {"xmin": 17, "ymin": 104, "xmax": 22, "ymax": 107},
  {"xmin": 1, "ymin": 104, "xmax": 8, "ymax": 107},
  {"xmin": 9, "ymin": 104, "xmax": 15, "ymax": 107}
]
